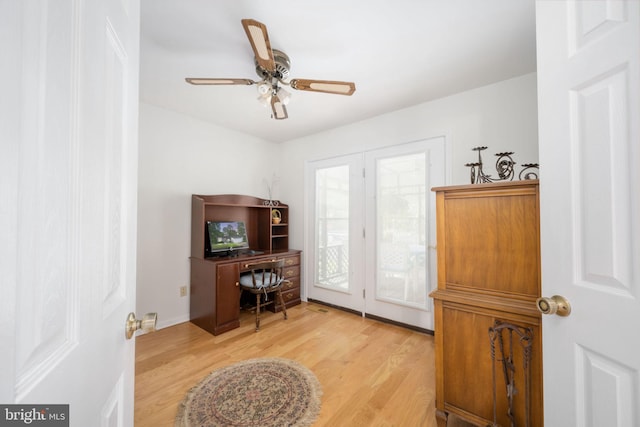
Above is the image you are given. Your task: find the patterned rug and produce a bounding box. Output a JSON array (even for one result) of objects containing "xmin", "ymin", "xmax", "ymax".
[{"xmin": 175, "ymin": 358, "xmax": 322, "ymax": 427}]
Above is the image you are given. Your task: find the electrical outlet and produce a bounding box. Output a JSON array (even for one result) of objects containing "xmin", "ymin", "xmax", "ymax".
[{"xmin": 180, "ymin": 286, "xmax": 187, "ymax": 297}]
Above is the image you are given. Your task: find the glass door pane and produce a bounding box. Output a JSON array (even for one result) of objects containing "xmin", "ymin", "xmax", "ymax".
[
  {"xmin": 315, "ymin": 165, "xmax": 350, "ymax": 291},
  {"xmin": 364, "ymin": 137, "xmax": 445, "ymax": 330},
  {"xmin": 376, "ymin": 153, "xmax": 427, "ymax": 307}
]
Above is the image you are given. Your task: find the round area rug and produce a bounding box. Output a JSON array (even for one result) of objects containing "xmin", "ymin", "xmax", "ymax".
[{"xmin": 175, "ymin": 358, "xmax": 322, "ymax": 427}]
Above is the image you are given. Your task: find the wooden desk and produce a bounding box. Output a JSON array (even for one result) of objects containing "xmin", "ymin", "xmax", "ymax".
[
  {"xmin": 190, "ymin": 194, "xmax": 301, "ymax": 335},
  {"xmin": 190, "ymin": 249, "xmax": 302, "ymax": 335}
]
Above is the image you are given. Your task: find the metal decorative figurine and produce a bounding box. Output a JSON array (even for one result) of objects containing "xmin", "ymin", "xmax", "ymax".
[
  {"xmin": 519, "ymin": 163, "xmax": 540, "ymax": 180},
  {"xmin": 465, "ymin": 146, "xmax": 539, "ymax": 184},
  {"xmin": 263, "ymin": 173, "xmax": 280, "ymax": 206}
]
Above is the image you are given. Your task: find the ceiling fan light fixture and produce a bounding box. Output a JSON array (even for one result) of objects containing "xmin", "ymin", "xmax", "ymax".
[
  {"xmin": 257, "ymin": 93, "xmax": 271, "ymax": 107},
  {"xmin": 277, "ymin": 87, "xmax": 291, "ymax": 105},
  {"xmin": 256, "ymin": 81, "xmax": 271, "ymax": 95}
]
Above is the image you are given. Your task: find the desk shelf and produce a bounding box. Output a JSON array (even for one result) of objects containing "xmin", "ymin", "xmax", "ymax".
[{"xmin": 191, "ymin": 194, "xmax": 290, "ymax": 257}]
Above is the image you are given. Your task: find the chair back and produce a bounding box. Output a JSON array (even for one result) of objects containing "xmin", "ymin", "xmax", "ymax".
[{"xmin": 241, "ymin": 259, "xmax": 286, "ymax": 291}]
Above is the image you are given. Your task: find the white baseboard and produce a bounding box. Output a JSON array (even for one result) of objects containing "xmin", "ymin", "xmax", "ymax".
[
  {"xmin": 156, "ymin": 314, "xmax": 190, "ymax": 330},
  {"xmin": 135, "ymin": 313, "xmax": 190, "ymax": 337}
]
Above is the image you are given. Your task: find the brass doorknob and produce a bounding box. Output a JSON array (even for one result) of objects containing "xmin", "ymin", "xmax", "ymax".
[
  {"xmin": 536, "ymin": 295, "xmax": 571, "ymax": 317},
  {"xmin": 125, "ymin": 312, "xmax": 158, "ymax": 339}
]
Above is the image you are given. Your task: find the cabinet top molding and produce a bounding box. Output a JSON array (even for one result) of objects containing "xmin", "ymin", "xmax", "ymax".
[
  {"xmin": 193, "ymin": 194, "xmax": 288, "ymax": 208},
  {"xmin": 431, "ymin": 179, "xmax": 539, "ymax": 193}
]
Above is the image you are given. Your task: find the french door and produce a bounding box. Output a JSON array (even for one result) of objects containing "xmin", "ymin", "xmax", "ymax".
[
  {"xmin": 364, "ymin": 140, "xmax": 444, "ymax": 328},
  {"xmin": 307, "ymin": 153, "xmax": 365, "ymax": 312},
  {"xmin": 306, "ymin": 137, "xmax": 446, "ymax": 329}
]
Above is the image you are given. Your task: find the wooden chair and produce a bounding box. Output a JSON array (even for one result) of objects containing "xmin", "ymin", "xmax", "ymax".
[{"xmin": 239, "ymin": 259, "xmax": 288, "ymax": 331}]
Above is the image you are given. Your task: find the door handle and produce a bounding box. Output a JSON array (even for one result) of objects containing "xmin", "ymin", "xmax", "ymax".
[
  {"xmin": 125, "ymin": 312, "xmax": 158, "ymax": 339},
  {"xmin": 536, "ymin": 295, "xmax": 571, "ymax": 317}
]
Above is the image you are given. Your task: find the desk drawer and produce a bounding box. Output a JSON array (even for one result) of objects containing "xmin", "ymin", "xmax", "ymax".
[
  {"xmin": 271, "ymin": 287, "xmax": 300, "ymax": 312},
  {"xmin": 271, "ymin": 276, "xmax": 300, "ymax": 312},
  {"xmin": 282, "ymin": 276, "xmax": 299, "ymax": 291},
  {"xmin": 281, "ymin": 254, "xmax": 300, "ymax": 267},
  {"xmin": 283, "ymin": 265, "xmax": 300, "ymax": 279},
  {"xmin": 282, "ymin": 287, "xmax": 300, "ymax": 303},
  {"xmin": 270, "ymin": 251, "xmax": 302, "ymax": 312}
]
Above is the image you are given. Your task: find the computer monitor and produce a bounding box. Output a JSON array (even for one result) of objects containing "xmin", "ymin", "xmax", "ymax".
[{"xmin": 205, "ymin": 220, "xmax": 249, "ymax": 256}]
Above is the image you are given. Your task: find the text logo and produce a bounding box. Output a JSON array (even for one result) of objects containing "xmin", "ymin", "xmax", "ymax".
[{"xmin": 0, "ymin": 405, "xmax": 68, "ymax": 427}]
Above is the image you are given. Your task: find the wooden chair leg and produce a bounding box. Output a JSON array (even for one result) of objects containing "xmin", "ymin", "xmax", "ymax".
[
  {"xmin": 277, "ymin": 289, "xmax": 288, "ymax": 320},
  {"xmin": 255, "ymin": 293, "xmax": 261, "ymax": 332}
]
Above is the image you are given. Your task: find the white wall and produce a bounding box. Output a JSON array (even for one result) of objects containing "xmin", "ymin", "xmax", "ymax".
[
  {"xmin": 137, "ymin": 103, "xmax": 278, "ymax": 328},
  {"xmin": 278, "ymin": 72, "xmax": 539, "ymax": 254},
  {"xmin": 136, "ymin": 72, "xmax": 538, "ymax": 328}
]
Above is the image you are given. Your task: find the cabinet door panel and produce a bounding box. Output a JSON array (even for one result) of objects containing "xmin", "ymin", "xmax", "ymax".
[
  {"xmin": 216, "ymin": 263, "xmax": 240, "ymax": 330},
  {"xmin": 442, "ymin": 304, "xmax": 542, "ymax": 427},
  {"xmin": 443, "ymin": 191, "xmax": 540, "ymax": 297}
]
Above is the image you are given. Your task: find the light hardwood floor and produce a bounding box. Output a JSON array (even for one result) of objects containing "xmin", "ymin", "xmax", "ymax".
[{"xmin": 135, "ymin": 301, "xmax": 471, "ymax": 426}]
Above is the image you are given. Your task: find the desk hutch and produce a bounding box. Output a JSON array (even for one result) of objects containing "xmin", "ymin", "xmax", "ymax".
[
  {"xmin": 430, "ymin": 181, "xmax": 542, "ymax": 426},
  {"xmin": 190, "ymin": 194, "xmax": 301, "ymax": 335}
]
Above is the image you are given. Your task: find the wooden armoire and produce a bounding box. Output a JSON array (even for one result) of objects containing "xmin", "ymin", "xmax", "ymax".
[{"xmin": 430, "ymin": 180, "xmax": 542, "ymax": 427}]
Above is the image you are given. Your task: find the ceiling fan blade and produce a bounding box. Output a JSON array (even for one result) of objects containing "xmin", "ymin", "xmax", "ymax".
[
  {"xmin": 290, "ymin": 79, "xmax": 356, "ymax": 96},
  {"xmin": 241, "ymin": 19, "xmax": 275, "ymax": 73},
  {"xmin": 185, "ymin": 78, "xmax": 255, "ymax": 85},
  {"xmin": 271, "ymin": 95, "xmax": 288, "ymax": 120}
]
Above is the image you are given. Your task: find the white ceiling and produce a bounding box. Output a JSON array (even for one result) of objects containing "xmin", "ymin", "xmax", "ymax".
[{"xmin": 140, "ymin": 0, "xmax": 537, "ymax": 143}]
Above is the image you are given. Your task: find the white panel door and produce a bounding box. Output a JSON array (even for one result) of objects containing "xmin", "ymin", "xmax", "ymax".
[
  {"xmin": 0, "ymin": 1, "xmax": 140, "ymax": 425},
  {"xmin": 536, "ymin": 1, "xmax": 640, "ymax": 425}
]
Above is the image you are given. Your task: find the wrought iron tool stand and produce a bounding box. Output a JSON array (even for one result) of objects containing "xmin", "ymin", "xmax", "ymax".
[{"xmin": 488, "ymin": 321, "xmax": 534, "ymax": 427}]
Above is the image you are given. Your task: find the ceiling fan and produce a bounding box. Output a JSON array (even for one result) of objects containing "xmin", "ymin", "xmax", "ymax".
[{"xmin": 185, "ymin": 19, "xmax": 356, "ymax": 120}]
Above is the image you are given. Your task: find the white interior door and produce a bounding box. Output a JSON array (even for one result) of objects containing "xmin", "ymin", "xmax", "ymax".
[
  {"xmin": 0, "ymin": 1, "xmax": 141, "ymax": 425},
  {"xmin": 364, "ymin": 138, "xmax": 445, "ymax": 330},
  {"xmin": 536, "ymin": 1, "xmax": 640, "ymax": 425}
]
